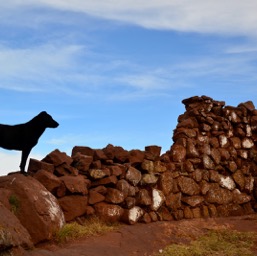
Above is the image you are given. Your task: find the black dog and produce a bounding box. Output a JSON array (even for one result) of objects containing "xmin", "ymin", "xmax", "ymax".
[{"xmin": 0, "ymin": 111, "xmax": 59, "ymax": 173}]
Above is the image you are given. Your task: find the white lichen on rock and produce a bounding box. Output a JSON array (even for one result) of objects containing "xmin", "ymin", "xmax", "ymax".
[
  {"xmin": 219, "ymin": 176, "xmax": 236, "ymax": 190},
  {"xmin": 41, "ymin": 190, "xmax": 65, "ymax": 228},
  {"xmin": 128, "ymin": 206, "xmax": 144, "ymax": 223},
  {"xmin": 151, "ymin": 189, "xmax": 165, "ymax": 211}
]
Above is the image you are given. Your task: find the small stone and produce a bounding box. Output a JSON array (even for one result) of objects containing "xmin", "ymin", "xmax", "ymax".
[
  {"xmin": 89, "ymin": 169, "xmax": 108, "ymax": 179},
  {"xmin": 182, "ymin": 196, "xmax": 204, "ymax": 207},
  {"xmin": 122, "ymin": 206, "xmax": 144, "ymax": 225},
  {"xmin": 94, "ymin": 202, "xmax": 124, "ymax": 222},
  {"xmin": 242, "ymin": 138, "xmax": 254, "ymax": 149},
  {"xmin": 141, "ymin": 174, "xmax": 159, "ymax": 185},
  {"xmin": 105, "ymin": 188, "xmax": 125, "ymax": 204},
  {"xmin": 151, "ymin": 189, "xmax": 165, "ymax": 211},
  {"xmin": 125, "ymin": 166, "xmax": 142, "ymax": 186},
  {"xmin": 219, "ymin": 176, "xmax": 236, "ymax": 190},
  {"xmin": 177, "ymin": 177, "xmax": 200, "ymax": 195}
]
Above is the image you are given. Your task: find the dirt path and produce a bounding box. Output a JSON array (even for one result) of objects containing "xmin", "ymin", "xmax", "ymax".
[{"xmin": 27, "ymin": 214, "xmax": 257, "ymax": 256}]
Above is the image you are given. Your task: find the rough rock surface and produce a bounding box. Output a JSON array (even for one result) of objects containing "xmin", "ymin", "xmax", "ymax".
[
  {"xmin": 0, "ymin": 202, "xmax": 33, "ymax": 255},
  {"xmin": 25, "ymin": 95, "xmax": 257, "ymax": 225},
  {"xmin": 0, "ymin": 174, "xmax": 65, "ymax": 244}
]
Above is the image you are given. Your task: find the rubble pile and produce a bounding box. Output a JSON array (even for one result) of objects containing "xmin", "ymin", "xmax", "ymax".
[{"xmin": 29, "ymin": 96, "xmax": 257, "ymax": 224}]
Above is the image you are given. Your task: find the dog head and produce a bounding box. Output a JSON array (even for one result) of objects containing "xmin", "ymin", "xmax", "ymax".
[{"xmin": 39, "ymin": 111, "xmax": 59, "ymax": 128}]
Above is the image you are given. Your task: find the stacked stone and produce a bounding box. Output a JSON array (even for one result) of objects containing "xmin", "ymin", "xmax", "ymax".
[
  {"xmin": 28, "ymin": 95, "xmax": 257, "ymax": 224},
  {"xmin": 28, "ymin": 144, "xmax": 174, "ymax": 224},
  {"xmin": 166, "ymin": 95, "xmax": 257, "ymax": 219}
]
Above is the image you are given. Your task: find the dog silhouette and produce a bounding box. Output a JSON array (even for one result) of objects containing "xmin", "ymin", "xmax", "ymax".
[{"xmin": 0, "ymin": 111, "xmax": 59, "ymax": 173}]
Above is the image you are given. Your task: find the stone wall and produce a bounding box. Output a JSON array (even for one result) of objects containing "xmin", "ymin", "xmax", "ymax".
[{"xmin": 29, "ymin": 95, "xmax": 257, "ymax": 224}]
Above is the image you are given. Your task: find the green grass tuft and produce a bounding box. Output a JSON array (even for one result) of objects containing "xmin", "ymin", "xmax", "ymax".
[
  {"xmin": 158, "ymin": 229, "xmax": 257, "ymax": 256},
  {"xmin": 9, "ymin": 195, "xmax": 20, "ymax": 214},
  {"xmin": 55, "ymin": 216, "xmax": 119, "ymax": 243}
]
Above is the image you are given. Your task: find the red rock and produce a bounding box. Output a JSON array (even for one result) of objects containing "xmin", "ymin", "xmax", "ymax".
[
  {"xmin": 60, "ymin": 175, "xmax": 88, "ymax": 195},
  {"xmin": 56, "ymin": 182, "xmax": 66, "ymax": 198},
  {"xmin": 177, "ymin": 177, "xmax": 200, "ymax": 196},
  {"xmin": 141, "ymin": 213, "xmax": 152, "ymax": 223},
  {"xmin": 209, "ymin": 137, "xmax": 220, "ymax": 148},
  {"xmin": 201, "ymin": 205, "xmax": 210, "ymax": 217},
  {"xmin": 165, "ymin": 193, "xmax": 182, "ymax": 211},
  {"xmin": 55, "ymin": 163, "xmax": 79, "ymax": 176},
  {"xmin": 191, "ymin": 169, "xmax": 203, "ymax": 183},
  {"xmin": 217, "ymin": 204, "xmax": 244, "ymax": 217},
  {"xmin": 184, "ymin": 207, "xmax": 193, "ymax": 219},
  {"xmin": 72, "ymin": 153, "xmax": 93, "ymax": 172},
  {"xmin": 145, "ymin": 145, "xmax": 162, "ymax": 160},
  {"xmin": 0, "ymin": 174, "xmax": 65, "ymax": 244},
  {"xmin": 89, "ymin": 168, "xmax": 109, "ymax": 179},
  {"xmin": 102, "ymin": 144, "xmax": 115, "ymax": 160},
  {"xmin": 0, "ymin": 188, "xmax": 13, "ymax": 211},
  {"xmin": 183, "ymin": 160, "xmax": 194, "ymax": 173},
  {"xmin": 206, "ymin": 183, "xmax": 233, "ymax": 205},
  {"xmin": 218, "ymin": 148, "xmax": 230, "ymax": 160},
  {"xmin": 42, "ymin": 149, "xmax": 73, "ymax": 166},
  {"xmin": 171, "ymin": 144, "xmax": 186, "ymax": 162},
  {"xmin": 116, "ymin": 179, "xmax": 130, "ymax": 198},
  {"xmin": 251, "ymin": 116, "xmax": 257, "ymax": 131},
  {"xmin": 33, "ymin": 169, "xmax": 62, "ymax": 193},
  {"xmin": 122, "ymin": 206, "xmax": 144, "ymax": 225},
  {"xmin": 157, "ymin": 206, "xmax": 173, "ymax": 221},
  {"xmin": 182, "ymin": 196, "xmax": 204, "ymax": 207},
  {"xmin": 149, "ymin": 211, "xmax": 159, "ymax": 222},
  {"xmin": 85, "ymin": 206, "xmax": 95, "ymax": 216},
  {"xmin": 136, "ymin": 189, "xmax": 152, "ymax": 206},
  {"xmin": 158, "ymin": 171, "xmax": 173, "ymax": 196},
  {"xmin": 232, "ymin": 189, "xmax": 251, "ymax": 204},
  {"xmin": 230, "ymin": 137, "xmax": 241, "ymax": 149},
  {"xmin": 88, "ymin": 190, "xmax": 105, "ymax": 205},
  {"xmin": 202, "ymin": 154, "xmax": 215, "ymax": 169},
  {"xmin": 210, "ymin": 148, "xmax": 221, "ymax": 165},
  {"xmin": 0, "ymin": 202, "xmax": 33, "ymax": 252},
  {"xmin": 238, "ymin": 101, "xmax": 255, "ymax": 112},
  {"xmin": 94, "ymin": 149, "xmax": 108, "ymax": 161},
  {"xmin": 125, "ymin": 166, "xmax": 142, "ymax": 186},
  {"xmin": 109, "ymin": 165, "xmax": 123, "ymax": 176},
  {"xmin": 94, "ymin": 202, "xmax": 124, "ymax": 222},
  {"xmin": 28, "ymin": 158, "xmax": 54, "ymax": 173},
  {"xmin": 105, "ymin": 188, "xmax": 125, "ymax": 204},
  {"xmin": 90, "ymin": 186, "xmax": 107, "ymax": 195},
  {"xmin": 128, "ymin": 149, "xmax": 145, "ymax": 164},
  {"xmin": 141, "ymin": 174, "xmax": 159, "ymax": 185},
  {"xmin": 124, "ymin": 197, "xmax": 136, "ymax": 209},
  {"xmin": 186, "ymin": 139, "xmax": 199, "ymax": 158},
  {"xmin": 113, "ymin": 146, "xmax": 130, "ymax": 163},
  {"xmin": 232, "ymin": 170, "xmax": 245, "ymax": 190},
  {"xmin": 71, "ymin": 146, "xmax": 94, "ymax": 157},
  {"xmin": 208, "ymin": 204, "xmax": 218, "ymax": 217},
  {"xmin": 91, "ymin": 175, "xmax": 118, "ymax": 187},
  {"xmin": 192, "ymin": 208, "xmax": 201, "ymax": 218},
  {"xmin": 58, "ymin": 195, "xmax": 88, "ymax": 222}
]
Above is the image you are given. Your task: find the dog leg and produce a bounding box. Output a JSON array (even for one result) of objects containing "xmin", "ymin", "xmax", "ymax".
[{"xmin": 20, "ymin": 148, "xmax": 32, "ymax": 174}]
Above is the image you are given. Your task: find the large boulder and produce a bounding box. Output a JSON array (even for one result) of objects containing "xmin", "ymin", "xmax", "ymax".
[
  {"xmin": 0, "ymin": 174, "xmax": 65, "ymax": 244},
  {"xmin": 0, "ymin": 202, "xmax": 33, "ymax": 254}
]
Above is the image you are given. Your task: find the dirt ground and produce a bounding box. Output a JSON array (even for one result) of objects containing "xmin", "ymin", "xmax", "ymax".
[{"xmin": 27, "ymin": 214, "xmax": 257, "ymax": 256}]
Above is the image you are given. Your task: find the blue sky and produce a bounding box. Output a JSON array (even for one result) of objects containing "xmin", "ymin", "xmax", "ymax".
[{"xmin": 1, "ymin": 1, "xmax": 257, "ymax": 174}]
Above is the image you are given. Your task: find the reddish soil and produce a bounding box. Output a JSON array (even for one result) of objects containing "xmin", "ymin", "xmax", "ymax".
[{"xmin": 27, "ymin": 214, "xmax": 257, "ymax": 256}]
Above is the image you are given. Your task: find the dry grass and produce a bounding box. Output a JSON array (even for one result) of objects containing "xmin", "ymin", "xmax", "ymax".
[
  {"xmin": 55, "ymin": 216, "xmax": 119, "ymax": 243},
  {"xmin": 157, "ymin": 229, "xmax": 257, "ymax": 256}
]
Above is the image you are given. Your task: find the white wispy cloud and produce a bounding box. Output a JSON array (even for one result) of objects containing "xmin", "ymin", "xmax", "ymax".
[{"xmin": 2, "ymin": 1, "xmax": 257, "ymax": 37}]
